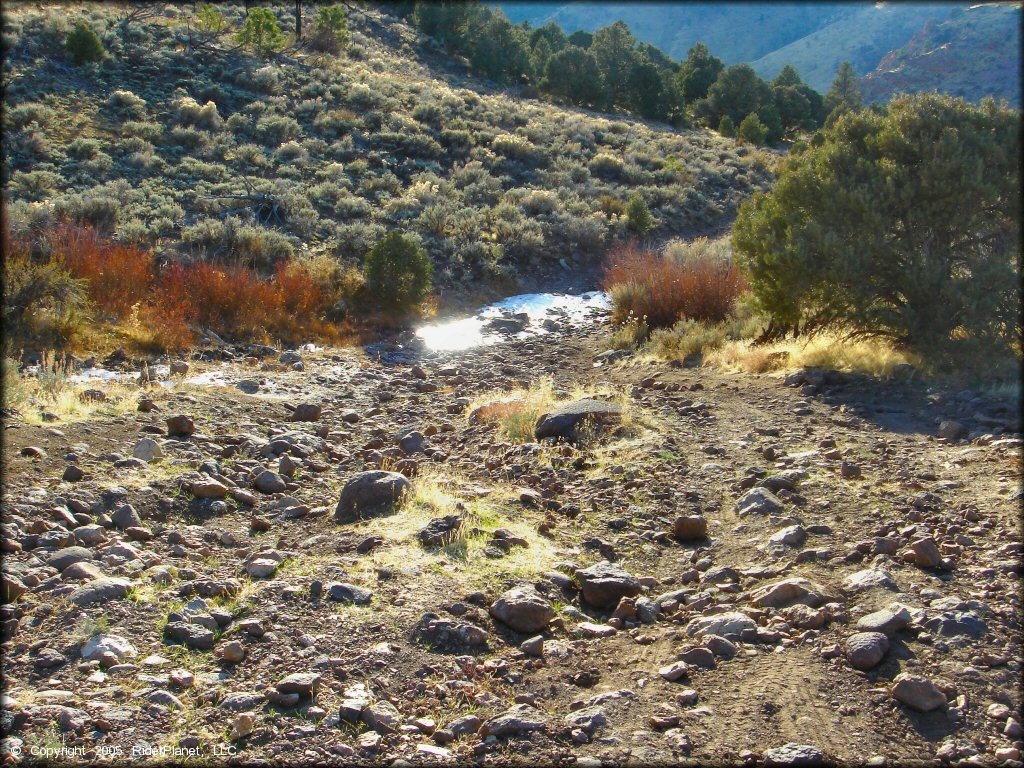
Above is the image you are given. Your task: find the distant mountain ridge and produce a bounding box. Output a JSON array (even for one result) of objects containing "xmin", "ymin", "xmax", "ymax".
[
  {"xmin": 859, "ymin": 3, "xmax": 1021, "ymax": 106},
  {"xmin": 498, "ymin": 1, "xmax": 1021, "ymax": 102}
]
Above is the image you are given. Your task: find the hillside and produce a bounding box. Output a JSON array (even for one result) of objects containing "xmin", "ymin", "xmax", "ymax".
[
  {"xmin": 748, "ymin": 3, "xmax": 956, "ymax": 92},
  {"xmin": 1, "ymin": 3, "xmax": 769, "ymax": 299},
  {"xmin": 859, "ymin": 3, "xmax": 1022, "ymax": 107}
]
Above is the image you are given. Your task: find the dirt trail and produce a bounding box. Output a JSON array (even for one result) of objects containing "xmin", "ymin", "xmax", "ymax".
[{"xmin": 1, "ymin": 317, "xmax": 1021, "ymax": 766}]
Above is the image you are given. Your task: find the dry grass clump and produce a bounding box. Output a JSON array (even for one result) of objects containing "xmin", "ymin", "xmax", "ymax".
[
  {"xmin": 3, "ymin": 352, "xmax": 139, "ymax": 424},
  {"xmin": 707, "ymin": 334, "xmax": 919, "ymax": 377}
]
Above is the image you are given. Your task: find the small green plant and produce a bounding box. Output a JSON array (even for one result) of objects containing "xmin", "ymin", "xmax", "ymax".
[
  {"xmin": 311, "ymin": 5, "xmax": 348, "ymax": 54},
  {"xmin": 718, "ymin": 114, "xmax": 735, "ymax": 137},
  {"xmin": 66, "ymin": 21, "xmax": 105, "ymax": 65},
  {"xmin": 195, "ymin": 3, "xmax": 228, "ymax": 36},
  {"xmin": 362, "ymin": 232, "xmax": 433, "ymax": 313},
  {"xmin": 236, "ymin": 7, "xmax": 285, "ymax": 57},
  {"xmin": 625, "ymin": 193, "xmax": 653, "ymax": 234}
]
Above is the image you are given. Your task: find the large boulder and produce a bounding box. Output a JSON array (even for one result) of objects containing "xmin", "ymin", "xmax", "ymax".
[
  {"xmin": 535, "ymin": 399, "xmax": 622, "ymax": 444},
  {"xmin": 335, "ymin": 471, "xmax": 411, "ymax": 523},
  {"xmin": 576, "ymin": 561, "xmax": 641, "ymax": 609},
  {"xmin": 489, "ymin": 586, "xmax": 555, "ymax": 633}
]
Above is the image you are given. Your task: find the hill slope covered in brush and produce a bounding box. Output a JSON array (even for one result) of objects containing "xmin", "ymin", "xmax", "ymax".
[{"xmin": 1, "ymin": 2, "xmax": 770, "ymax": 296}]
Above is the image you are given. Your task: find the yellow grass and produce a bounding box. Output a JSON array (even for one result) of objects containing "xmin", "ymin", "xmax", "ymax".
[
  {"xmin": 356, "ymin": 471, "xmax": 557, "ymax": 587},
  {"xmin": 707, "ymin": 333, "xmax": 919, "ymax": 376}
]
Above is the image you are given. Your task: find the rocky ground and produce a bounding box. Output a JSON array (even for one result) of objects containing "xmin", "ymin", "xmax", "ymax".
[{"xmin": 1, "ymin": 309, "xmax": 1022, "ymax": 767}]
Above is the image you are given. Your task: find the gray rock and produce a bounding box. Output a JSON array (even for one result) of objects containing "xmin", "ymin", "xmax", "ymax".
[
  {"xmin": 81, "ymin": 635, "xmax": 136, "ymax": 662},
  {"xmin": 164, "ymin": 621, "xmax": 215, "ymax": 651},
  {"xmin": 685, "ymin": 612, "xmax": 756, "ymax": 639},
  {"xmin": 277, "ymin": 673, "xmax": 320, "ymax": 698},
  {"xmin": 489, "ymin": 586, "xmax": 555, "ymax": 633},
  {"xmin": 564, "ymin": 705, "xmax": 607, "ymax": 734},
  {"xmin": 47, "ymin": 546, "xmax": 94, "ymax": 572},
  {"xmin": 736, "ymin": 488, "xmax": 784, "ymax": 516},
  {"xmin": 253, "ymin": 470, "xmax": 287, "ymax": 494},
  {"xmin": 924, "ymin": 610, "xmax": 986, "ymax": 638},
  {"xmin": 480, "ymin": 704, "xmax": 549, "ymax": 737},
  {"xmin": 679, "ymin": 647, "xmax": 716, "ymax": 669},
  {"xmin": 69, "ymin": 577, "xmax": 131, "ymax": 606},
  {"xmin": 132, "ymin": 438, "xmax": 163, "ymax": 463},
  {"xmin": 335, "ymin": 471, "xmax": 411, "ymax": 523},
  {"xmin": 856, "ymin": 605, "xmax": 911, "ymax": 636},
  {"xmin": 418, "ymin": 515, "xmax": 463, "ymax": 547},
  {"xmin": 751, "ymin": 578, "xmax": 833, "ymax": 609},
  {"xmin": 764, "ymin": 743, "xmax": 827, "ymax": 766},
  {"xmin": 111, "ymin": 504, "xmax": 142, "ymax": 530},
  {"xmin": 576, "ymin": 561, "xmax": 641, "ymax": 609},
  {"xmin": 327, "ymin": 582, "xmax": 373, "ymax": 605},
  {"xmin": 362, "ymin": 701, "xmax": 401, "ymax": 734},
  {"xmin": 534, "ymin": 399, "xmax": 622, "ymax": 444},
  {"xmin": 339, "ymin": 683, "xmax": 373, "ymax": 723},
  {"xmin": 845, "ymin": 632, "xmax": 889, "ymax": 670},
  {"xmin": 769, "ymin": 524, "xmax": 806, "ymax": 548},
  {"xmin": 843, "ymin": 567, "xmax": 898, "ymax": 592},
  {"xmin": 891, "ymin": 673, "xmax": 947, "ymax": 712},
  {"xmin": 219, "ymin": 692, "xmax": 267, "ymax": 712}
]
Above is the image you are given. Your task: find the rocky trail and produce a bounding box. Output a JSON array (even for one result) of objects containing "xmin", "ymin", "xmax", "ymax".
[{"xmin": 1, "ymin": 303, "xmax": 1022, "ymax": 766}]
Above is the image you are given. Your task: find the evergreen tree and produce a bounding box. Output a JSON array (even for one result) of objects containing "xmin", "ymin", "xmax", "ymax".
[
  {"xmin": 694, "ymin": 64, "xmax": 772, "ymax": 126},
  {"xmin": 590, "ymin": 20, "xmax": 638, "ymax": 110},
  {"xmin": 718, "ymin": 114, "xmax": 735, "ymax": 137},
  {"xmin": 568, "ymin": 29, "xmax": 593, "ymax": 48},
  {"xmin": 737, "ymin": 112, "xmax": 768, "ymax": 144},
  {"xmin": 628, "ymin": 56, "xmax": 670, "ymax": 120},
  {"xmin": 236, "ymin": 7, "xmax": 285, "ymax": 57},
  {"xmin": 469, "ymin": 10, "xmax": 530, "ymax": 84},
  {"xmin": 676, "ymin": 42, "xmax": 723, "ymax": 103},
  {"xmin": 824, "ymin": 61, "xmax": 863, "ymax": 118},
  {"xmin": 733, "ymin": 94, "xmax": 1021, "ymax": 359},
  {"xmin": 541, "ymin": 45, "xmax": 603, "ymax": 107}
]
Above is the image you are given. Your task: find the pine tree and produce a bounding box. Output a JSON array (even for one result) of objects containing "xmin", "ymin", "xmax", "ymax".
[
  {"xmin": 824, "ymin": 61, "xmax": 863, "ymax": 118},
  {"xmin": 733, "ymin": 94, "xmax": 1021, "ymax": 360}
]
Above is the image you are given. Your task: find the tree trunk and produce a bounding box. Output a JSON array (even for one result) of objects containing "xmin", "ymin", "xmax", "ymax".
[{"xmin": 295, "ymin": 0, "xmax": 302, "ymax": 41}]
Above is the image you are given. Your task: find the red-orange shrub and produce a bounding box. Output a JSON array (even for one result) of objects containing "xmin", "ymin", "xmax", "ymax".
[
  {"xmin": 602, "ymin": 242, "xmax": 747, "ymax": 328},
  {"xmin": 46, "ymin": 224, "xmax": 154, "ymax": 319}
]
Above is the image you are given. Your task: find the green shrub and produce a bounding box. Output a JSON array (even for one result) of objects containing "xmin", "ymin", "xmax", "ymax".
[
  {"xmin": 195, "ymin": 3, "xmax": 228, "ymax": 36},
  {"xmin": 9, "ymin": 103, "xmax": 54, "ymax": 129},
  {"xmin": 362, "ymin": 232, "xmax": 433, "ymax": 312},
  {"xmin": 737, "ymin": 112, "xmax": 767, "ymax": 145},
  {"xmin": 3, "ymin": 240, "xmax": 89, "ymax": 347},
  {"xmin": 311, "ymin": 5, "xmax": 348, "ymax": 54},
  {"xmin": 718, "ymin": 115, "xmax": 735, "ymax": 138},
  {"xmin": 236, "ymin": 8, "xmax": 285, "ymax": 57},
  {"xmin": 66, "ymin": 21, "xmax": 104, "ymax": 65},
  {"xmin": 182, "ymin": 217, "xmax": 295, "ymax": 269},
  {"xmin": 625, "ymin": 193, "xmax": 653, "ymax": 234},
  {"xmin": 733, "ymin": 93, "xmax": 1021, "ymax": 362}
]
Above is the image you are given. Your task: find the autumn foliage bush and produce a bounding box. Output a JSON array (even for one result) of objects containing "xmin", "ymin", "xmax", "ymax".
[
  {"xmin": 45, "ymin": 223, "xmax": 153, "ymax": 319},
  {"xmin": 602, "ymin": 240, "xmax": 747, "ymax": 329},
  {"xmin": 4, "ymin": 222, "xmax": 340, "ymax": 351}
]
